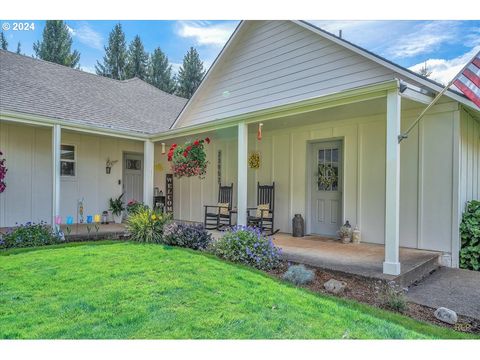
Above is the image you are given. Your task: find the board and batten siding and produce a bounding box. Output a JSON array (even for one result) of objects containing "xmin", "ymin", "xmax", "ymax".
[
  {"xmin": 459, "ymin": 108, "xmax": 480, "ymax": 207},
  {"xmin": 175, "ymin": 20, "xmax": 395, "ymax": 128},
  {"xmin": 155, "ymin": 103, "xmax": 459, "ymax": 256},
  {"xmin": 0, "ymin": 122, "xmax": 53, "ymax": 227},
  {"xmin": 0, "ymin": 122, "xmax": 144, "ymax": 227}
]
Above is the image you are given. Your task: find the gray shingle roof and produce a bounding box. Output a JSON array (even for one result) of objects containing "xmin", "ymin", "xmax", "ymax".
[{"xmin": 0, "ymin": 50, "xmax": 187, "ymax": 135}]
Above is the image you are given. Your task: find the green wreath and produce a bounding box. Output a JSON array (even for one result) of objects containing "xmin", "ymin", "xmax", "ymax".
[{"xmin": 317, "ymin": 163, "xmax": 337, "ymax": 190}]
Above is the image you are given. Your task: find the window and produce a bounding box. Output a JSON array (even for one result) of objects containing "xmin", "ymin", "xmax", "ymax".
[
  {"xmin": 61, "ymin": 144, "xmax": 76, "ymax": 176},
  {"xmin": 317, "ymin": 147, "xmax": 339, "ymax": 191}
]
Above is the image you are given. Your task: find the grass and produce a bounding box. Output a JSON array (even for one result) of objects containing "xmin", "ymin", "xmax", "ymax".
[{"xmin": 0, "ymin": 242, "xmax": 475, "ymax": 339}]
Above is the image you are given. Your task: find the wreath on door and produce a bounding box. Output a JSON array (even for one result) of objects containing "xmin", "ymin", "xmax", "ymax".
[{"xmin": 317, "ymin": 163, "xmax": 337, "ymax": 190}]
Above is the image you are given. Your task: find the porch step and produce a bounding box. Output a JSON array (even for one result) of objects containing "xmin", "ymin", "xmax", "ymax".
[{"xmin": 391, "ymin": 254, "xmax": 440, "ymax": 288}]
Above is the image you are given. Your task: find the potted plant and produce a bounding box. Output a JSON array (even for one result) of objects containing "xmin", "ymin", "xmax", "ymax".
[
  {"xmin": 338, "ymin": 225, "xmax": 352, "ymax": 244},
  {"xmin": 109, "ymin": 193, "xmax": 125, "ymax": 224}
]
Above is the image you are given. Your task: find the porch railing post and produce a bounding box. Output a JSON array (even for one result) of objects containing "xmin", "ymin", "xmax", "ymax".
[
  {"xmin": 52, "ymin": 124, "xmax": 61, "ymax": 227},
  {"xmin": 383, "ymin": 88, "xmax": 401, "ymax": 275},
  {"xmin": 143, "ymin": 140, "xmax": 154, "ymax": 208},
  {"xmin": 237, "ymin": 122, "xmax": 248, "ymax": 226}
]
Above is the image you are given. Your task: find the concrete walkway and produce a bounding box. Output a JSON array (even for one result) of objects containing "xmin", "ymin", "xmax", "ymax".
[{"xmin": 407, "ymin": 267, "xmax": 480, "ymax": 320}]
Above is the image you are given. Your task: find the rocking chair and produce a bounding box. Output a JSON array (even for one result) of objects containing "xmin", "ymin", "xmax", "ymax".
[
  {"xmin": 204, "ymin": 183, "xmax": 234, "ymax": 230},
  {"xmin": 247, "ymin": 182, "xmax": 279, "ymax": 235}
]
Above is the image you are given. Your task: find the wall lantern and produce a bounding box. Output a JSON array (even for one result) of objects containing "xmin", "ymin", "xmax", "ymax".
[
  {"xmin": 106, "ymin": 157, "xmax": 118, "ymax": 174},
  {"xmin": 161, "ymin": 143, "xmax": 166, "ymax": 155},
  {"xmin": 257, "ymin": 123, "xmax": 263, "ymax": 141}
]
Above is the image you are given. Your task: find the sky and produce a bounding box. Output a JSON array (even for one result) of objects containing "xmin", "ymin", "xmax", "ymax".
[{"xmin": 1, "ymin": 20, "xmax": 479, "ymax": 84}]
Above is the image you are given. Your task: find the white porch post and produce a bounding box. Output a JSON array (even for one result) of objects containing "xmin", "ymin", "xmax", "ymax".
[
  {"xmin": 143, "ymin": 140, "xmax": 154, "ymax": 208},
  {"xmin": 383, "ymin": 89, "xmax": 401, "ymax": 275},
  {"xmin": 237, "ymin": 122, "xmax": 248, "ymax": 226},
  {"xmin": 52, "ymin": 125, "xmax": 61, "ymax": 227}
]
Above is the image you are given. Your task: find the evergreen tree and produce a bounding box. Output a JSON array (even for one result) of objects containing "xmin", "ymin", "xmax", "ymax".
[
  {"xmin": 176, "ymin": 47, "xmax": 205, "ymax": 98},
  {"xmin": 147, "ymin": 47, "xmax": 176, "ymax": 93},
  {"xmin": 0, "ymin": 32, "xmax": 8, "ymax": 50},
  {"xmin": 95, "ymin": 23, "xmax": 127, "ymax": 80},
  {"xmin": 33, "ymin": 20, "xmax": 80, "ymax": 68},
  {"xmin": 16, "ymin": 42, "xmax": 21, "ymax": 54},
  {"xmin": 126, "ymin": 35, "xmax": 148, "ymax": 80},
  {"xmin": 418, "ymin": 61, "xmax": 432, "ymax": 78}
]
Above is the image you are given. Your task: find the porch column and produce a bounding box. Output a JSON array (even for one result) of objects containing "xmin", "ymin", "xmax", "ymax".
[
  {"xmin": 52, "ymin": 124, "xmax": 61, "ymax": 227},
  {"xmin": 143, "ymin": 140, "xmax": 154, "ymax": 208},
  {"xmin": 383, "ymin": 89, "xmax": 401, "ymax": 275},
  {"xmin": 237, "ymin": 122, "xmax": 248, "ymax": 226}
]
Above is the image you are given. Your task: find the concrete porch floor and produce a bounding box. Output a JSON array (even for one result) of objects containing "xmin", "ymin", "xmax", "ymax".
[{"xmin": 271, "ymin": 233, "xmax": 440, "ymax": 284}]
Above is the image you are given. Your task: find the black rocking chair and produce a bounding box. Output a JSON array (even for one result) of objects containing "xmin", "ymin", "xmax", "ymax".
[
  {"xmin": 204, "ymin": 183, "xmax": 234, "ymax": 230},
  {"xmin": 247, "ymin": 182, "xmax": 279, "ymax": 235}
]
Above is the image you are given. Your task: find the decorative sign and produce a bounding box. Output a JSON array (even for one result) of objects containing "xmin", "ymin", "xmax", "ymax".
[
  {"xmin": 166, "ymin": 174, "xmax": 174, "ymax": 214},
  {"xmin": 217, "ymin": 150, "xmax": 222, "ymax": 184}
]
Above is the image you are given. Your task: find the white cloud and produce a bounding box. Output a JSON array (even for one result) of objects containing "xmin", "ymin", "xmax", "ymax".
[
  {"xmin": 387, "ymin": 21, "xmax": 459, "ymax": 58},
  {"xmin": 176, "ymin": 21, "xmax": 237, "ymax": 46},
  {"xmin": 70, "ymin": 23, "xmax": 104, "ymax": 50},
  {"xmin": 80, "ymin": 65, "xmax": 96, "ymax": 74},
  {"xmin": 408, "ymin": 45, "xmax": 480, "ymax": 85}
]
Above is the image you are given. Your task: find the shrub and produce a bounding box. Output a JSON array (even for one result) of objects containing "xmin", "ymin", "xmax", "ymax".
[
  {"xmin": 282, "ymin": 264, "xmax": 315, "ymax": 285},
  {"xmin": 460, "ymin": 200, "xmax": 480, "ymax": 271},
  {"xmin": 0, "ymin": 221, "xmax": 63, "ymax": 249},
  {"xmin": 381, "ymin": 282, "xmax": 408, "ymax": 313},
  {"xmin": 126, "ymin": 199, "xmax": 148, "ymax": 215},
  {"xmin": 162, "ymin": 222, "xmax": 212, "ymax": 250},
  {"xmin": 212, "ymin": 225, "xmax": 282, "ymax": 270},
  {"xmin": 126, "ymin": 209, "xmax": 171, "ymax": 244}
]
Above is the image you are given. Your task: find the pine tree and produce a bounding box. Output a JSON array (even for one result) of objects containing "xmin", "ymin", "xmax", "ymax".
[
  {"xmin": 176, "ymin": 47, "xmax": 205, "ymax": 98},
  {"xmin": 95, "ymin": 23, "xmax": 127, "ymax": 80},
  {"xmin": 418, "ymin": 61, "xmax": 432, "ymax": 78},
  {"xmin": 33, "ymin": 20, "xmax": 80, "ymax": 68},
  {"xmin": 0, "ymin": 32, "xmax": 8, "ymax": 50},
  {"xmin": 126, "ymin": 35, "xmax": 149, "ymax": 80},
  {"xmin": 147, "ymin": 47, "xmax": 176, "ymax": 93},
  {"xmin": 16, "ymin": 42, "xmax": 21, "ymax": 54}
]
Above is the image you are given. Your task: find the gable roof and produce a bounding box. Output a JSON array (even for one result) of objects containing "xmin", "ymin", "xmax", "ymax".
[
  {"xmin": 171, "ymin": 20, "xmax": 478, "ymax": 129},
  {"xmin": 0, "ymin": 50, "xmax": 187, "ymax": 135}
]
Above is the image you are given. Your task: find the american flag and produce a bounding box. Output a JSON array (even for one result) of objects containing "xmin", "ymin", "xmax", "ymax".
[{"xmin": 453, "ymin": 51, "xmax": 480, "ymax": 108}]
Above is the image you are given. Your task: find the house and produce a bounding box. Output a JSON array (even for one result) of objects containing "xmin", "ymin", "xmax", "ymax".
[{"xmin": 1, "ymin": 20, "xmax": 479, "ymax": 276}]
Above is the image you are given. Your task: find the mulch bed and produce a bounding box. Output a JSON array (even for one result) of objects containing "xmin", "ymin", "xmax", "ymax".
[{"xmin": 268, "ymin": 262, "xmax": 480, "ymax": 335}]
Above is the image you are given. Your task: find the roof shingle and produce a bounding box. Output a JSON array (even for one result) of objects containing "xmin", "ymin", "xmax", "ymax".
[{"xmin": 0, "ymin": 50, "xmax": 187, "ymax": 135}]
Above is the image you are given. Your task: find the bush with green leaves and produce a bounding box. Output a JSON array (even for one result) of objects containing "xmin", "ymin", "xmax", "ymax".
[
  {"xmin": 162, "ymin": 222, "xmax": 212, "ymax": 250},
  {"xmin": 0, "ymin": 221, "xmax": 63, "ymax": 249},
  {"xmin": 460, "ymin": 200, "xmax": 480, "ymax": 271},
  {"xmin": 212, "ymin": 226, "xmax": 282, "ymax": 270},
  {"xmin": 381, "ymin": 282, "xmax": 408, "ymax": 313},
  {"xmin": 126, "ymin": 199, "xmax": 148, "ymax": 215},
  {"xmin": 126, "ymin": 209, "xmax": 171, "ymax": 244},
  {"xmin": 282, "ymin": 264, "xmax": 315, "ymax": 285}
]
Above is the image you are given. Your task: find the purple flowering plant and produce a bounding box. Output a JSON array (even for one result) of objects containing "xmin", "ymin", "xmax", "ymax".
[
  {"xmin": 213, "ymin": 225, "xmax": 282, "ymax": 270},
  {"xmin": 163, "ymin": 222, "xmax": 212, "ymax": 250},
  {"xmin": 0, "ymin": 221, "xmax": 63, "ymax": 249},
  {"xmin": 0, "ymin": 150, "xmax": 7, "ymax": 194}
]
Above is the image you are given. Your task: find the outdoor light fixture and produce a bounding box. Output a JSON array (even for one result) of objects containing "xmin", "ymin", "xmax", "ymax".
[
  {"xmin": 257, "ymin": 123, "xmax": 263, "ymax": 141},
  {"xmin": 105, "ymin": 157, "xmax": 118, "ymax": 174},
  {"xmin": 161, "ymin": 143, "xmax": 166, "ymax": 154}
]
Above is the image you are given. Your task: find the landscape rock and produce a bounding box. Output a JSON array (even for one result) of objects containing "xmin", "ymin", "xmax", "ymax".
[
  {"xmin": 434, "ymin": 307, "xmax": 458, "ymax": 325},
  {"xmin": 324, "ymin": 279, "xmax": 347, "ymax": 294}
]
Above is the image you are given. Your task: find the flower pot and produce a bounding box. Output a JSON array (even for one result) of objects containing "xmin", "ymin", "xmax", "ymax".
[
  {"xmin": 342, "ymin": 236, "xmax": 351, "ymax": 244},
  {"xmin": 113, "ymin": 212, "xmax": 123, "ymax": 224}
]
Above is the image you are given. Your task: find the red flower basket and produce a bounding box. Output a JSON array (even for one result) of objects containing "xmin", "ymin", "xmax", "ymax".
[{"xmin": 167, "ymin": 138, "xmax": 210, "ymax": 178}]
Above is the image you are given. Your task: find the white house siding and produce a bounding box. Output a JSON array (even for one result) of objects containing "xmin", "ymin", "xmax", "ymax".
[
  {"xmin": 155, "ymin": 103, "xmax": 459, "ymax": 255},
  {"xmin": 59, "ymin": 131, "xmax": 143, "ymax": 221},
  {"xmin": 459, "ymin": 108, "xmax": 480, "ymax": 208},
  {"xmin": 0, "ymin": 123, "xmax": 143, "ymax": 227},
  {"xmin": 175, "ymin": 20, "xmax": 395, "ymax": 128},
  {"xmin": 0, "ymin": 122, "xmax": 52, "ymax": 227}
]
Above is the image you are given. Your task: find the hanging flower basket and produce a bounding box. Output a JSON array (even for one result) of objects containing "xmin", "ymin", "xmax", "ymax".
[
  {"xmin": 0, "ymin": 150, "xmax": 7, "ymax": 194},
  {"xmin": 168, "ymin": 137, "xmax": 210, "ymax": 178}
]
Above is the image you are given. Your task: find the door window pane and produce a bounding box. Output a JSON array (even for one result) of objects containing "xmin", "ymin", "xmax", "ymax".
[{"xmin": 126, "ymin": 159, "xmax": 141, "ymax": 170}]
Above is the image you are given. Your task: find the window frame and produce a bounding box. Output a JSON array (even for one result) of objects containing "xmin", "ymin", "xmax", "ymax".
[{"xmin": 60, "ymin": 143, "xmax": 76, "ymax": 178}]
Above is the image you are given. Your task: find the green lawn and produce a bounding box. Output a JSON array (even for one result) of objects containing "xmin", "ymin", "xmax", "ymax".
[{"xmin": 0, "ymin": 242, "xmax": 474, "ymax": 339}]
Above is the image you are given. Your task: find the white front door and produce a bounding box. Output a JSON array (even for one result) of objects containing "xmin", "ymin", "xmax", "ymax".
[
  {"xmin": 310, "ymin": 141, "xmax": 342, "ymax": 236},
  {"xmin": 123, "ymin": 153, "xmax": 144, "ymax": 204}
]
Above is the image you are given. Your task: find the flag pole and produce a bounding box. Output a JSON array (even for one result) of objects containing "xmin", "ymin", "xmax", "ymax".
[{"xmin": 398, "ymin": 50, "xmax": 480, "ymax": 143}]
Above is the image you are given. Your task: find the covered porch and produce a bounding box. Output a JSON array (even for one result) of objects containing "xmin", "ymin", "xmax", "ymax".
[{"xmin": 152, "ymin": 80, "xmax": 451, "ymax": 276}]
